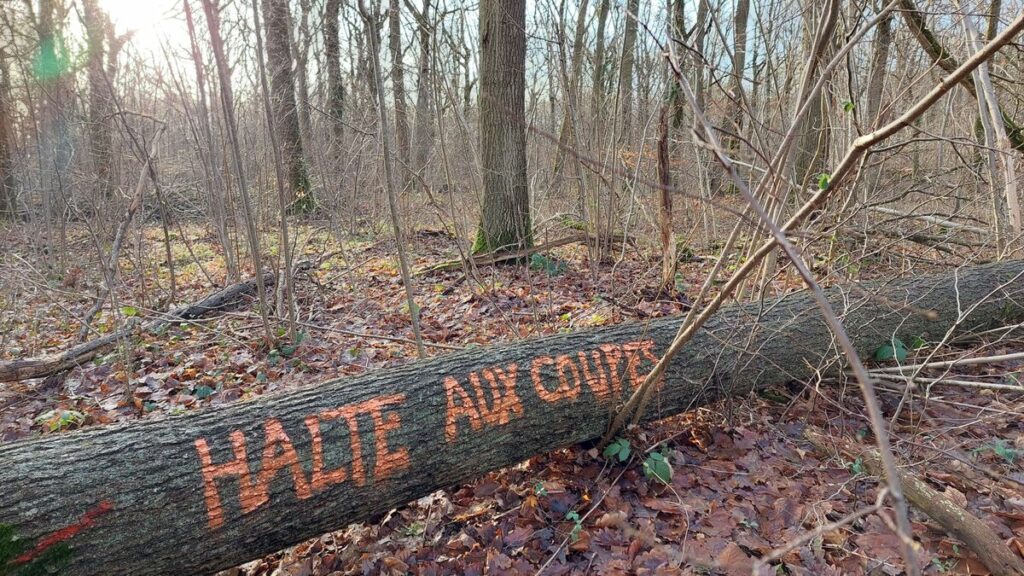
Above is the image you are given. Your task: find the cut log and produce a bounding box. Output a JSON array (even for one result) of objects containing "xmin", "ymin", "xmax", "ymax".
[
  {"xmin": 0, "ymin": 272, "xmax": 276, "ymax": 383},
  {"xmin": 2, "ymin": 261, "xmax": 1024, "ymax": 575}
]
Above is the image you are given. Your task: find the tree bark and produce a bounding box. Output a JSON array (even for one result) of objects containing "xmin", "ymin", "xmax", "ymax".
[
  {"xmin": 616, "ymin": 0, "xmax": 640, "ymax": 140},
  {"xmin": 389, "ymin": 0, "xmax": 411, "ymax": 173},
  {"xmin": 3, "ymin": 261, "xmax": 1024, "ymax": 575},
  {"xmin": 0, "ymin": 46, "xmax": 15, "ymax": 219},
  {"xmin": 261, "ymin": 0, "xmax": 314, "ymax": 212},
  {"xmin": 324, "ymin": 0, "xmax": 346, "ymax": 148},
  {"xmin": 81, "ymin": 0, "xmax": 113, "ymax": 199},
  {"xmin": 724, "ymin": 0, "xmax": 751, "ymax": 151},
  {"xmin": 474, "ymin": 0, "xmax": 531, "ymax": 253},
  {"xmin": 410, "ymin": 0, "xmax": 434, "ymax": 180}
]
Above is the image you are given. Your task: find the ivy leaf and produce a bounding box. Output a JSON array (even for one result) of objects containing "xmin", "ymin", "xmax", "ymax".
[
  {"xmin": 874, "ymin": 338, "xmax": 908, "ymax": 363},
  {"xmin": 194, "ymin": 385, "xmax": 215, "ymax": 400},
  {"xmin": 643, "ymin": 453, "xmax": 673, "ymax": 484},
  {"xmin": 842, "ymin": 100, "xmax": 855, "ymax": 113},
  {"xmin": 817, "ymin": 173, "xmax": 831, "ymax": 190},
  {"xmin": 120, "ymin": 305, "xmax": 139, "ymax": 317}
]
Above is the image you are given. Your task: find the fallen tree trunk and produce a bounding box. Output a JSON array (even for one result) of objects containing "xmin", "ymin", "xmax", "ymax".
[
  {"xmin": 3, "ymin": 261, "xmax": 1024, "ymax": 575},
  {"xmin": 0, "ymin": 272, "xmax": 276, "ymax": 383}
]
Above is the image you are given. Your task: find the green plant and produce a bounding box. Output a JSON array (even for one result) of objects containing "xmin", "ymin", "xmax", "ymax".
[
  {"xmin": 33, "ymin": 410, "xmax": 85, "ymax": 433},
  {"xmin": 1, "ymin": 523, "xmax": 72, "ymax": 576},
  {"xmin": 974, "ymin": 438, "xmax": 1018, "ymax": 464},
  {"xmin": 847, "ymin": 457, "xmax": 865, "ymax": 475},
  {"xmin": 643, "ymin": 452, "xmax": 673, "ymax": 484},
  {"xmin": 602, "ymin": 438, "xmax": 631, "ymax": 463},
  {"xmin": 873, "ymin": 338, "xmax": 908, "ymax": 363},
  {"xmin": 565, "ymin": 511, "xmax": 583, "ymax": 542},
  {"xmin": 529, "ymin": 253, "xmax": 567, "ymax": 276}
]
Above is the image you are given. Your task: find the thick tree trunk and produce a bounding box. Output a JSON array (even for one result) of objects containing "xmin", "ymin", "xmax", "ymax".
[
  {"xmin": 3, "ymin": 261, "xmax": 1024, "ymax": 576},
  {"xmin": 616, "ymin": 0, "xmax": 640, "ymax": 140},
  {"xmin": 81, "ymin": 0, "xmax": 113, "ymax": 199},
  {"xmin": 411, "ymin": 0, "xmax": 434, "ymax": 180},
  {"xmin": 0, "ymin": 47, "xmax": 15, "ymax": 219},
  {"xmin": 724, "ymin": 0, "xmax": 750, "ymax": 151},
  {"xmin": 261, "ymin": 0, "xmax": 313, "ymax": 213},
  {"xmin": 388, "ymin": 0, "xmax": 411, "ymax": 172},
  {"xmin": 475, "ymin": 0, "xmax": 531, "ymax": 253},
  {"xmin": 324, "ymin": 0, "xmax": 346, "ymax": 147}
]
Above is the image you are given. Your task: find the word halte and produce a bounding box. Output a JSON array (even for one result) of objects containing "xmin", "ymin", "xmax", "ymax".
[{"xmin": 194, "ymin": 394, "xmax": 408, "ymax": 530}]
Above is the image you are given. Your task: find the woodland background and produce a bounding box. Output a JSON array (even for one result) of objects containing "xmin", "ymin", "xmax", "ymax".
[{"xmin": 3, "ymin": 0, "xmax": 1024, "ymax": 574}]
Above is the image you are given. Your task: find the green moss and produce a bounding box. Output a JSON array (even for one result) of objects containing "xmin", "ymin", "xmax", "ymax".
[{"xmin": 1, "ymin": 524, "xmax": 72, "ymax": 576}]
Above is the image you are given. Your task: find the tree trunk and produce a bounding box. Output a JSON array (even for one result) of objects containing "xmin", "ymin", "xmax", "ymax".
[
  {"xmin": 411, "ymin": 0, "xmax": 435, "ymax": 180},
  {"xmin": 3, "ymin": 261, "xmax": 1024, "ymax": 576},
  {"xmin": 552, "ymin": 0, "xmax": 590, "ymax": 177},
  {"xmin": 261, "ymin": 0, "xmax": 314, "ymax": 213},
  {"xmin": 81, "ymin": 0, "xmax": 113, "ymax": 200},
  {"xmin": 389, "ymin": 0, "xmax": 411, "ymax": 171},
  {"xmin": 474, "ymin": 0, "xmax": 531, "ymax": 253},
  {"xmin": 616, "ymin": 0, "xmax": 640, "ymax": 140},
  {"xmin": 324, "ymin": 0, "xmax": 346, "ymax": 148},
  {"xmin": 590, "ymin": 0, "xmax": 610, "ymax": 119},
  {"xmin": 724, "ymin": 0, "xmax": 751, "ymax": 151},
  {"xmin": 0, "ymin": 47, "xmax": 15, "ymax": 219}
]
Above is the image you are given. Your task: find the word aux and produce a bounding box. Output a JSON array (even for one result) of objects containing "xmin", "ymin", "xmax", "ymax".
[{"xmin": 443, "ymin": 339, "xmax": 659, "ymax": 442}]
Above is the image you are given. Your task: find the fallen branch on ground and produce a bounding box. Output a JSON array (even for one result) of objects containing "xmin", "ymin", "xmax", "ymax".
[
  {"xmin": 416, "ymin": 233, "xmax": 629, "ymax": 274},
  {"xmin": 0, "ymin": 271, "xmax": 278, "ymax": 383},
  {"xmin": 1, "ymin": 261, "xmax": 1024, "ymax": 575},
  {"xmin": 804, "ymin": 427, "xmax": 1024, "ymax": 576}
]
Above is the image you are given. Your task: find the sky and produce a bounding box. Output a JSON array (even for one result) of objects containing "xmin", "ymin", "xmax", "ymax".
[{"xmin": 97, "ymin": 0, "xmax": 189, "ymax": 55}]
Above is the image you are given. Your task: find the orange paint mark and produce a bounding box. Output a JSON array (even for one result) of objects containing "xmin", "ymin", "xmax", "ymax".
[
  {"xmin": 364, "ymin": 394, "xmax": 410, "ymax": 480},
  {"xmin": 444, "ymin": 376, "xmax": 482, "ymax": 442},
  {"xmin": 195, "ymin": 430, "xmax": 261, "ymax": 530},
  {"xmin": 472, "ymin": 364, "xmax": 524, "ymax": 426},
  {"xmin": 622, "ymin": 340, "xmax": 661, "ymax": 389},
  {"xmin": 13, "ymin": 500, "xmax": 114, "ymax": 565},
  {"xmin": 250, "ymin": 419, "xmax": 312, "ymax": 505},
  {"xmin": 578, "ymin": 350, "xmax": 612, "ymax": 401},
  {"xmin": 304, "ymin": 415, "xmax": 348, "ymax": 492},
  {"xmin": 554, "ymin": 354, "xmax": 582, "ymax": 401},
  {"xmin": 599, "ymin": 344, "xmax": 625, "ymax": 396},
  {"xmin": 531, "ymin": 355, "xmax": 563, "ymax": 402},
  {"xmin": 318, "ymin": 406, "xmax": 366, "ymax": 486}
]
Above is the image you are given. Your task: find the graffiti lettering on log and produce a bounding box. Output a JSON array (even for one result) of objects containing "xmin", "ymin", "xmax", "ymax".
[
  {"xmin": 193, "ymin": 338, "xmax": 661, "ymax": 531},
  {"xmin": 444, "ymin": 339, "xmax": 660, "ymax": 442},
  {"xmin": 194, "ymin": 394, "xmax": 408, "ymax": 530}
]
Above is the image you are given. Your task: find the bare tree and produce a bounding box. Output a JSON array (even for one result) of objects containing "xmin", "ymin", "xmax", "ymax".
[
  {"xmin": 389, "ymin": 0, "xmax": 411, "ymax": 173},
  {"xmin": 0, "ymin": 45, "xmax": 14, "ymax": 219},
  {"xmin": 409, "ymin": 0, "xmax": 434, "ymax": 181},
  {"xmin": 324, "ymin": 0, "xmax": 347, "ymax": 146},
  {"xmin": 474, "ymin": 0, "xmax": 530, "ymax": 254},
  {"xmin": 81, "ymin": 0, "xmax": 114, "ymax": 199},
  {"xmin": 201, "ymin": 0, "xmax": 273, "ymax": 343},
  {"xmin": 616, "ymin": 0, "xmax": 640, "ymax": 139},
  {"xmin": 262, "ymin": 0, "xmax": 314, "ymax": 212}
]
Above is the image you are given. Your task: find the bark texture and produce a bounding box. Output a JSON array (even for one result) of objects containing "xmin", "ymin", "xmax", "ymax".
[
  {"xmin": 388, "ymin": 0, "xmax": 411, "ymax": 169},
  {"xmin": 81, "ymin": 0, "xmax": 113, "ymax": 199},
  {"xmin": 3, "ymin": 262, "xmax": 1024, "ymax": 575},
  {"xmin": 261, "ymin": 0, "xmax": 313, "ymax": 212},
  {"xmin": 475, "ymin": 0, "xmax": 530, "ymax": 253},
  {"xmin": 0, "ymin": 48, "xmax": 15, "ymax": 218},
  {"xmin": 324, "ymin": 0, "xmax": 346, "ymax": 146}
]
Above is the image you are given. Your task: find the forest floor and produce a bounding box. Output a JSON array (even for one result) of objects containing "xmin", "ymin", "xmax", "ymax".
[{"xmin": 2, "ymin": 221, "xmax": 1023, "ymax": 575}]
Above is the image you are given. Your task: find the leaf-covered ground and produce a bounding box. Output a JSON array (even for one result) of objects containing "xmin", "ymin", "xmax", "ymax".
[{"xmin": 2, "ymin": 223, "xmax": 1022, "ymax": 575}]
